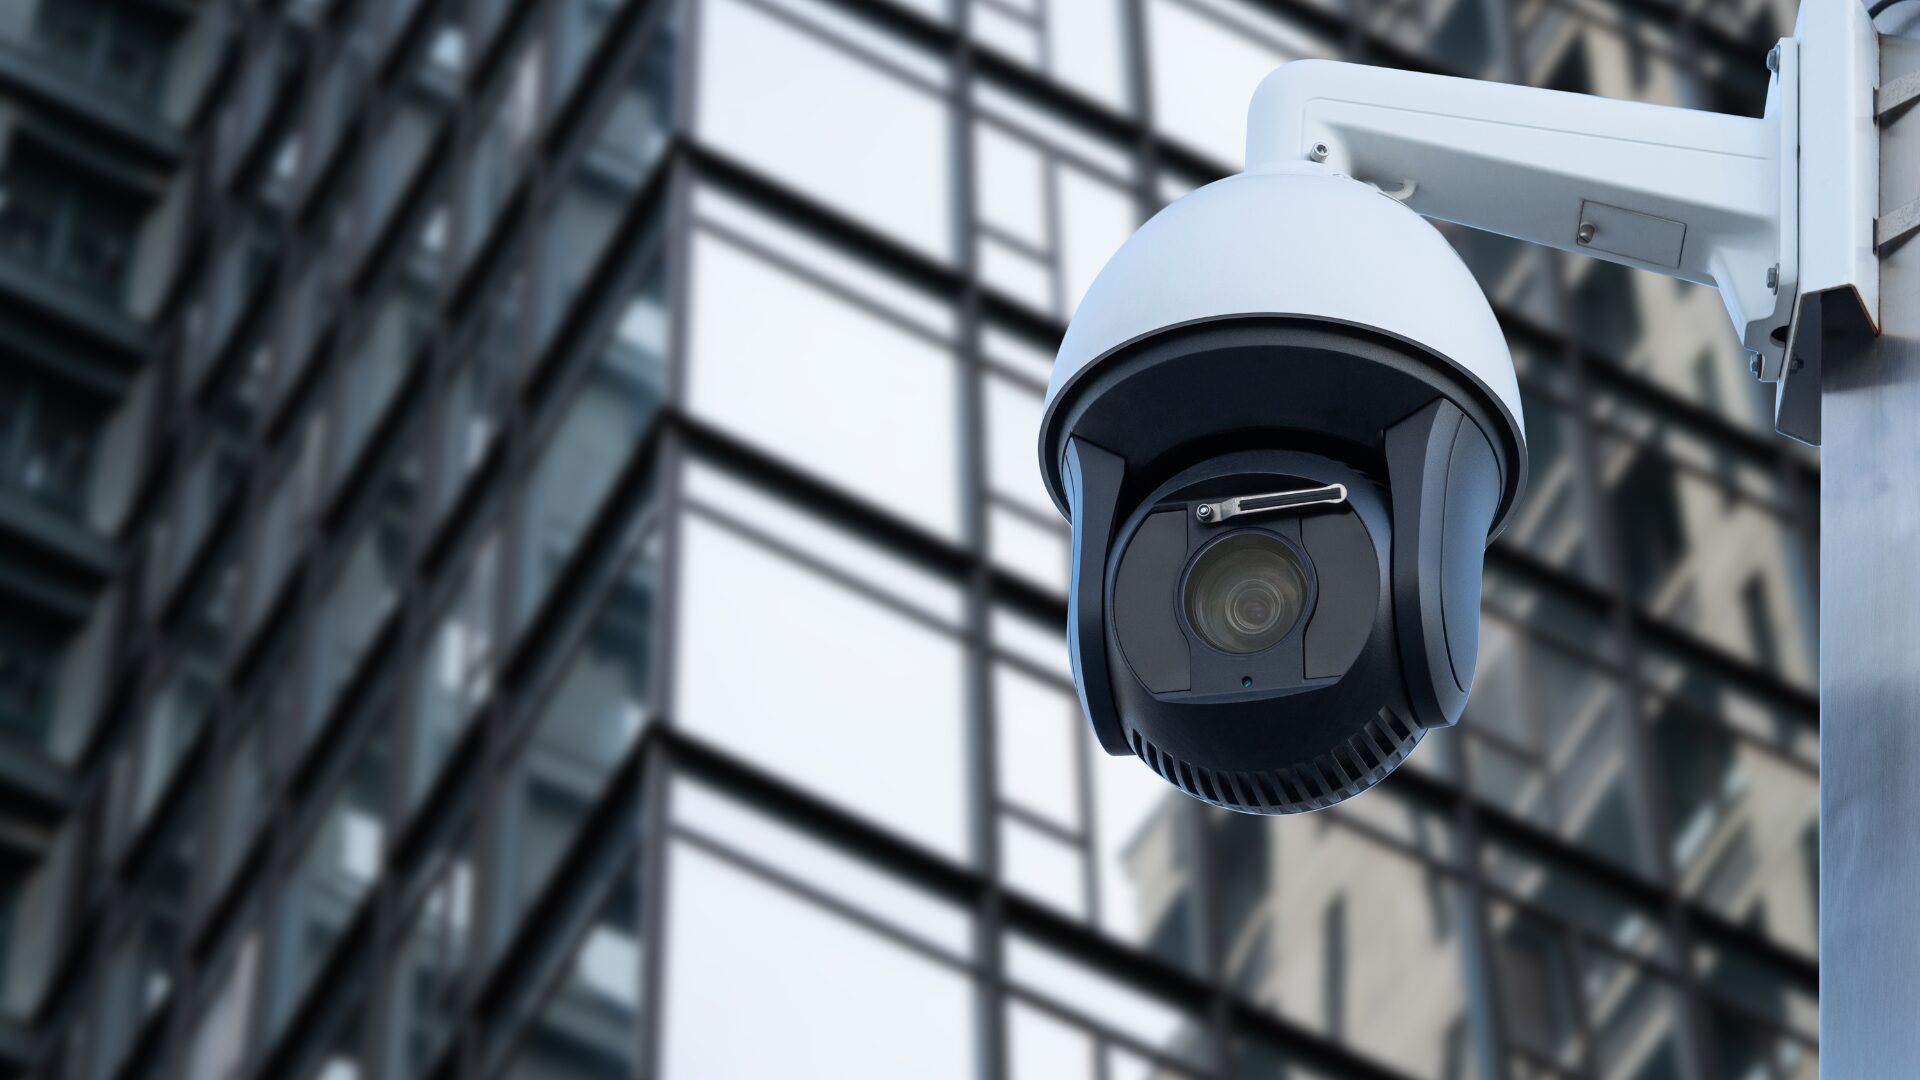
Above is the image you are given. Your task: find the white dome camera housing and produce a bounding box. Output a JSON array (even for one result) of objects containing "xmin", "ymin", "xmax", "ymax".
[{"xmin": 1037, "ymin": 164, "xmax": 1527, "ymax": 815}]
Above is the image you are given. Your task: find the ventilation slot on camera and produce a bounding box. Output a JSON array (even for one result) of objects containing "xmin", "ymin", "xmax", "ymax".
[{"xmin": 1126, "ymin": 708, "xmax": 1421, "ymax": 815}]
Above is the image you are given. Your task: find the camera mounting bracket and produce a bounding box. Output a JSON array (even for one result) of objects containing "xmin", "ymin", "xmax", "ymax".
[{"xmin": 1247, "ymin": 0, "xmax": 1879, "ymax": 445}]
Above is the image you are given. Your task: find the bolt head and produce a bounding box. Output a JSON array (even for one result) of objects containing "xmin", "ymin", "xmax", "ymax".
[
  {"xmin": 1309, "ymin": 142, "xmax": 1330, "ymax": 162},
  {"xmin": 1749, "ymin": 351, "xmax": 1763, "ymax": 376},
  {"xmin": 1196, "ymin": 504, "xmax": 1214, "ymax": 519},
  {"xmin": 1766, "ymin": 44, "xmax": 1780, "ymax": 72},
  {"xmin": 1576, "ymin": 222, "xmax": 1596, "ymax": 245}
]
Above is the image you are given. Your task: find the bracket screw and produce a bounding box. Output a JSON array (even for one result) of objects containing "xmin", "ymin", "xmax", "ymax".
[
  {"xmin": 1766, "ymin": 264, "xmax": 1779, "ymax": 292},
  {"xmin": 1749, "ymin": 351, "xmax": 1763, "ymax": 376},
  {"xmin": 1576, "ymin": 221, "xmax": 1596, "ymax": 245},
  {"xmin": 1196, "ymin": 504, "xmax": 1214, "ymax": 520},
  {"xmin": 1309, "ymin": 142, "xmax": 1330, "ymax": 162},
  {"xmin": 1766, "ymin": 44, "xmax": 1780, "ymax": 72},
  {"xmin": 1790, "ymin": 355, "xmax": 1803, "ymax": 373}
]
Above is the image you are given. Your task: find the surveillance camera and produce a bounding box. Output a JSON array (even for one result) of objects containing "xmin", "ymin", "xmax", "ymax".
[
  {"xmin": 1037, "ymin": 165, "xmax": 1528, "ymax": 815},
  {"xmin": 1038, "ymin": 0, "xmax": 1870, "ymax": 812}
]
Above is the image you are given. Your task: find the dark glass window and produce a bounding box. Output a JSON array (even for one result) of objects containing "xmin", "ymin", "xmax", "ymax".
[
  {"xmin": 492, "ymin": 534, "xmax": 656, "ymax": 958},
  {"xmin": 88, "ymin": 795, "xmax": 199, "ymax": 1080},
  {"xmin": 384, "ymin": 833, "xmax": 473, "ymax": 1080},
  {"xmin": 499, "ymin": 873, "xmax": 640, "ymax": 1080},
  {"xmin": 0, "ymin": 139, "xmax": 148, "ymax": 303},
  {"xmin": 0, "ymin": 369, "xmax": 105, "ymax": 519},
  {"xmin": 515, "ymin": 259, "xmax": 666, "ymax": 629},
  {"xmin": 1494, "ymin": 909, "xmax": 1580, "ymax": 1066},
  {"xmin": 0, "ymin": 619, "xmax": 56, "ymax": 745},
  {"xmin": 268, "ymin": 725, "xmax": 390, "ymax": 1040},
  {"xmin": 1608, "ymin": 444, "xmax": 1686, "ymax": 599},
  {"xmin": 32, "ymin": 0, "xmax": 183, "ymax": 106}
]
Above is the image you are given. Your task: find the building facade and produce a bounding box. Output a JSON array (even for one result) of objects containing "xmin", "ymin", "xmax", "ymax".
[{"xmin": 0, "ymin": 0, "xmax": 1822, "ymax": 1078}]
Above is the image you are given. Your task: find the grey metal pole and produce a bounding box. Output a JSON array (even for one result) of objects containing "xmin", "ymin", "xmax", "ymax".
[{"xmin": 1819, "ymin": 18, "xmax": 1920, "ymax": 1073}]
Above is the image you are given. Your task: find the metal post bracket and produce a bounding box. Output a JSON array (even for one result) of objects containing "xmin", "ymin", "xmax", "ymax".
[{"xmin": 1774, "ymin": 0, "xmax": 1882, "ymax": 445}]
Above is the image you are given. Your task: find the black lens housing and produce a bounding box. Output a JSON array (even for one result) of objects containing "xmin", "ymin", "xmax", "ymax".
[{"xmin": 1051, "ymin": 318, "xmax": 1516, "ymax": 815}]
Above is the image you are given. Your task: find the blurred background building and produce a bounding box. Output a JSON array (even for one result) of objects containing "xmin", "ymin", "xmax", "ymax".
[{"xmin": 0, "ymin": 0, "xmax": 1823, "ymax": 1077}]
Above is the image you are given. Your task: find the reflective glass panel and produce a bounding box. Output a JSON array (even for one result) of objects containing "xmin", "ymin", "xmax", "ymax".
[{"xmin": 662, "ymin": 842, "xmax": 976, "ymax": 1078}]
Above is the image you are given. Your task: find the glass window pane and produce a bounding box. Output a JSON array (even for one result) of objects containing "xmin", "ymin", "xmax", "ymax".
[
  {"xmin": 0, "ymin": 618, "xmax": 57, "ymax": 746},
  {"xmin": 662, "ymin": 842, "xmax": 976, "ymax": 1078},
  {"xmin": 994, "ymin": 661, "xmax": 1082, "ymax": 831},
  {"xmin": 1639, "ymin": 644, "xmax": 1816, "ymax": 765},
  {"xmin": 696, "ymin": 0, "xmax": 954, "ymax": 261},
  {"xmin": 1653, "ymin": 699, "xmax": 1818, "ymax": 959},
  {"xmin": 1146, "ymin": 0, "xmax": 1330, "ymax": 167},
  {"xmin": 494, "ymin": 540, "xmax": 657, "ymax": 956},
  {"xmin": 1467, "ymin": 619, "xmax": 1661, "ymax": 878},
  {"xmin": 1005, "ymin": 933, "xmax": 1211, "ymax": 1071},
  {"xmin": 1482, "ymin": 842, "xmax": 1668, "ymax": 962},
  {"xmin": 411, "ymin": 531, "xmax": 500, "ymax": 808},
  {"xmin": 132, "ymin": 665, "xmax": 218, "ymax": 828},
  {"xmin": 1693, "ymin": 942, "xmax": 1816, "ymax": 1043},
  {"xmin": 989, "ymin": 0, "xmax": 1130, "ymax": 112},
  {"xmin": 210, "ymin": 720, "xmax": 271, "ymax": 901},
  {"xmin": 500, "ymin": 873, "xmax": 640, "ymax": 1080},
  {"xmin": 1702, "ymin": 1004, "xmax": 1815, "ymax": 1080},
  {"xmin": 360, "ymin": 19, "xmax": 457, "ymax": 255},
  {"xmin": 309, "ymin": 445, "xmax": 417, "ymax": 740},
  {"xmin": 1489, "ymin": 901, "xmax": 1583, "ymax": 1069},
  {"xmin": 672, "ymin": 777, "xmax": 972, "ymax": 956},
  {"xmin": 288, "ymin": 973, "xmax": 368, "ymax": 1080},
  {"xmin": 271, "ymin": 728, "xmax": 390, "ymax": 1037},
  {"xmin": 1494, "ymin": 389, "xmax": 1604, "ymax": 586},
  {"xmin": 1596, "ymin": 433, "xmax": 1816, "ymax": 689},
  {"xmin": 435, "ymin": 259, "xmax": 524, "ymax": 524},
  {"xmin": 516, "ymin": 265, "xmax": 667, "ymax": 629},
  {"xmin": 385, "ymin": 844, "xmax": 474, "ymax": 1080},
  {"xmin": 993, "ymin": 607, "xmax": 1205, "ymax": 972},
  {"xmin": 1007, "ymin": 998, "xmax": 1097, "ymax": 1080},
  {"xmin": 245, "ymin": 412, "xmax": 328, "ymax": 635},
  {"xmin": 686, "ymin": 230, "xmax": 961, "ymax": 539},
  {"xmin": 1214, "ymin": 816, "xmax": 1477, "ymax": 1079},
  {"xmin": 89, "ymin": 807, "xmax": 196, "ymax": 1080},
  {"xmin": 690, "ymin": 183, "xmax": 957, "ymax": 338},
  {"xmin": 460, "ymin": 35, "xmax": 543, "ymax": 267},
  {"xmin": 184, "ymin": 932, "xmax": 260, "ymax": 1080},
  {"xmin": 332, "ymin": 204, "xmax": 442, "ymax": 490},
  {"xmin": 984, "ymin": 374, "xmax": 1053, "ymax": 518},
  {"xmin": 681, "ymin": 458, "xmax": 966, "ymax": 624},
  {"xmin": 1584, "ymin": 960, "xmax": 1692, "ymax": 1080},
  {"xmin": 553, "ymin": 0, "xmax": 628, "ymax": 113},
  {"xmin": 1001, "ymin": 815, "xmax": 1087, "ymax": 917},
  {"xmin": 1055, "ymin": 165, "xmax": 1136, "ymax": 315},
  {"xmin": 975, "ymin": 124, "xmax": 1048, "ymax": 247},
  {"xmin": 990, "ymin": 502, "xmax": 1069, "ymax": 598},
  {"xmin": 674, "ymin": 511, "xmax": 971, "ymax": 861},
  {"xmin": 535, "ymin": 27, "xmax": 673, "ymax": 353}
]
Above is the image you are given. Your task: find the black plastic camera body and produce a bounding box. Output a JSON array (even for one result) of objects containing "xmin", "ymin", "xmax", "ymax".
[{"xmin": 1046, "ymin": 316, "xmax": 1524, "ymax": 814}]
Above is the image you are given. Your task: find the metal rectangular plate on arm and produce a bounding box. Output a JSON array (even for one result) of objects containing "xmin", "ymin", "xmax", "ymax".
[{"xmin": 1576, "ymin": 199, "xmax": 1686, "ymax": 267}]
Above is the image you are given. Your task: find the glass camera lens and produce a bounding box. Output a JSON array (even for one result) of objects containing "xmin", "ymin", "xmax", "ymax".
[{"xmin": 1183, "ymin": 532, "xmax": 1309, "ymax": 654}]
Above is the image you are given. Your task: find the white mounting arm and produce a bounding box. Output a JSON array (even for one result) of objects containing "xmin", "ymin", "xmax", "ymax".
[{"xmin": 1246, "ymin": 0, "xmax": 1878, "ymax": 442}]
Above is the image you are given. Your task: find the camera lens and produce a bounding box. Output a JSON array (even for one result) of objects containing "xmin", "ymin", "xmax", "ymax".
[{"xmin": 1183, "ymin": 532, "xmax": 1308, "ymax": 654}]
